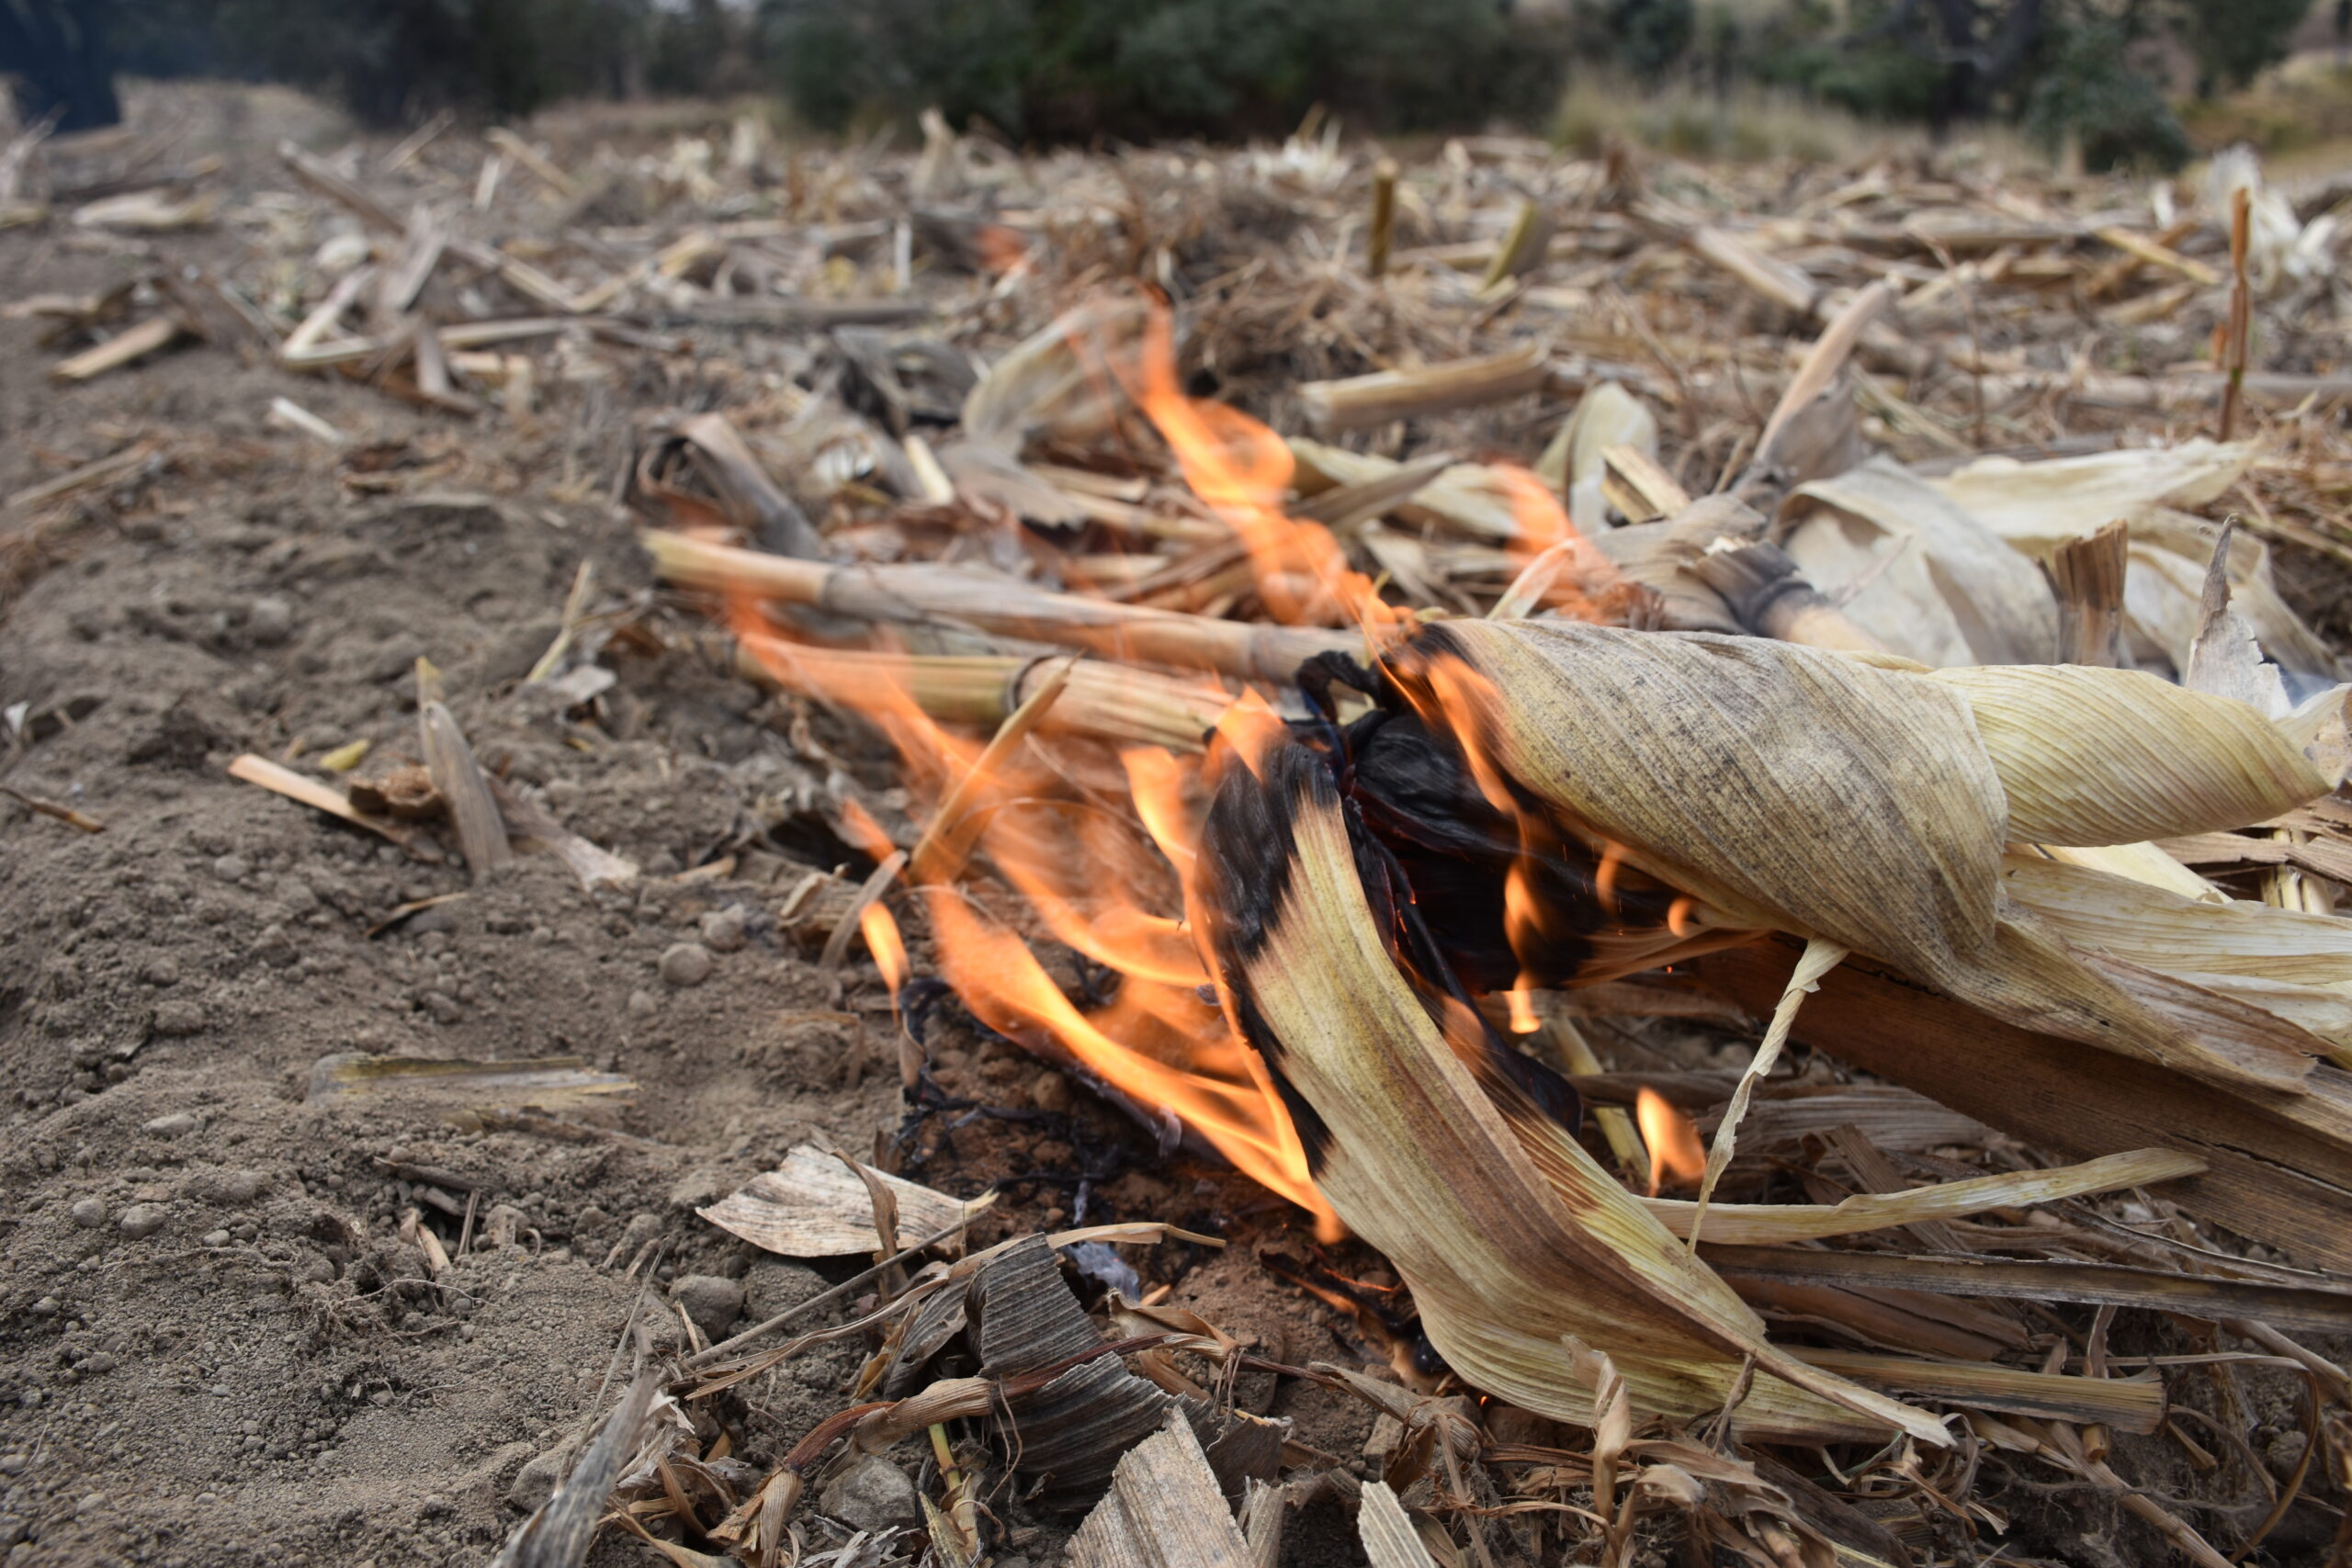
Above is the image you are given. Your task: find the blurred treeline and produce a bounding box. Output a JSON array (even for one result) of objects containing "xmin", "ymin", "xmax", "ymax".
[{"xmin": 22, "ymin": 0, "xmax": 2327, "ymax": 169}]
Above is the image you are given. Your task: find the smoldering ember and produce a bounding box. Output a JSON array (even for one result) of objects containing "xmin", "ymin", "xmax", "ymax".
[{"xmin": 14, "ymin": 75, "xmax": 2352, "ymax": 1568}]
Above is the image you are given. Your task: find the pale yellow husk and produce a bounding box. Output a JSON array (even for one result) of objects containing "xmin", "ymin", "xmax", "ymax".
[
  {"xmin": 1925, "ymin": 664, "xmax": 2326, "ymax": 847},
  {"xmin": 1778, "ymin": 457, "xmax": 2059, "ymax": 668},
  {"xmin": 2001, "ymin": 853, "xmax": 2352, "ymax": 1065},
  {"xmin": 1645, "ymin": 1145, "xmax": 2205, "ymax": 1243},
  {"xmin": 1923, "ymin": 439, "xmax": 2254, "ymax": 547},
  {"xmin": 1917, "ymin": 442, "xmax": 2335, "ymax": 677},
  {"xmin": 1287, "ymin": 438, "xmax": 1533, "ymax": 541}
]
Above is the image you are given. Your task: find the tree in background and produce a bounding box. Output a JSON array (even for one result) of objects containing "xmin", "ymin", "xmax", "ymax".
[
  {"xmin": 2163, "ymin": 0, "xmax": 2314, "ymax": 97},
  {"xmin": 759, "ymin": 0, "xmax": 1559, "ymax": 142},
  {"xmin": 2021, "ymin": 16, "xmax": 2192, "ymax": 167},
  {"xmin": 1, "ymin": 0, "xmax": 123, "ymax": 130},
  {"xmin": 41, "ymin": 0, "xmax": 2327, "ymax": 164},
  {"xmin": 1746, "ymin": 0, "xmax": 2312, "ymax": 169},
  {"xmin": 1604, "ymin": 0, "xmax": 1698, "ymax": 79},
  {"xmin": 105, "ymin": 0, "xmax": 651, "ymax": 125}
]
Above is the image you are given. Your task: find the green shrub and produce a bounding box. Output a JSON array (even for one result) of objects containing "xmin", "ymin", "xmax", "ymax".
[
  {"xmin": 109, "ymin": 0, "xmax": 662, "ymax": 124},
  {"xmin": 2165, "ymin": 0, "xmax": 2313, "ymax": 98},
  {"xmin": 1747, "ymin": 0, "xmax": 1942, "ymax": 122},
  {"xmin": 2021, "ymin": 20, "xmax": 2192, "ymax": 171},
  {"xmin": 760, "ymin": 0, "xmax": 1566, "ymax": 141}
]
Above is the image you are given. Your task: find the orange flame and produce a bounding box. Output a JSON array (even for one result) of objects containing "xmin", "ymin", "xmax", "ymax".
[
  {"xmin": 1131, "ymin": 306, "xmax": 1399, "ymax": 638},
  {"xmin": 862, "ymin": 901, "xmax": 910, "ymax": 998},
  {"xmin": 838, "ymin": 796, "xmax": 898, "ymax": 864},
  {"xmin": 705, "ymin": 294, "xmax": 1640, "ymax": 1244},
  {"xmin": 1636, "ymin": 1088, "xmax": 1707, "ymax": 1198},
  {"xmin": 726, "ymin": 592, "xmax": 1337, "ymax": 1235},
  {"xmin": 974, "ymin": 223, "xmax": 1030, "ymax": 276}
]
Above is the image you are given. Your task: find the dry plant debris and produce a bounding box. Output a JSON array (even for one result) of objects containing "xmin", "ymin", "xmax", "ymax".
[{"xmin": 10, "ymin": 87, "xmax": 2352, "ymax": 1568}]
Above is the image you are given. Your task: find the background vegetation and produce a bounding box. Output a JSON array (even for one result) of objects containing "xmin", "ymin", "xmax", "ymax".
[{"xmin": 4, "ymin": 0, "xmax": 2334, "ymax": 172}]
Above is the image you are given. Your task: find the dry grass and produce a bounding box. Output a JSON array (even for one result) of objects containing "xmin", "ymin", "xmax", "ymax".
[
  {"xmin": 1550, "ymin": 77, "xmax": 1984, "ymax": 165},
  {"xmin": 2182, "ymin": 52, "xmax": 2352, "ymax": 169}
]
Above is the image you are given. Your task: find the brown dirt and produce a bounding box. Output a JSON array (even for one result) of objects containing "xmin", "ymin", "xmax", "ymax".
[{"xmin": 0, "ymin": 96, "xmax": 1379, "ymax": 1568}]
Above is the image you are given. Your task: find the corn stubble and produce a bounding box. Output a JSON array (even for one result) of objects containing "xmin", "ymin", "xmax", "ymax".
[{"xmin": 1198, "ymin": 617, "xmax": 2345, "ymax": 1444}]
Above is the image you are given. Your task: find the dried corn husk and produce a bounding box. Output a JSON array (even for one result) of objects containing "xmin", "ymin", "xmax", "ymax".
[
  {"xmin": 1535, "ymin": 381, "xmax": 1658, "ymax": 531},
  {"xmin": 964, "ymin": 294, "xmax": 1149, "ymax": 453},
  {"xmin": 1918, "ymin": 443, "xmax": 2335, "ymax": 677},
  {"xmin": 1777, "ymin": 457, "xmax": 2058, "ymax": 667},
  {"xmin": 1645, "ymin": 1145, "xmax": 2204, "ymax": 1243},
  {"xmin": 699, "ymin": 1144, "xmax": 993, "ymax": 1257},
  {"xmin": 1286, "ymin": 439, "xmax": 1532, "ymax": 541},
  {"xmin": 1395, "ymin": 620, "xmax": 2328, "ymax": 1090},
  {"xmin": 2126, "ymin": 510, "xmax": 2339, "ymax": 677},
  {"xmin": 1926, "ymin": 440, "xmax": 2255, "ymax": 545},
  {"xmin": 1583, "ymin": 496, "xmax": 1765, "ymax": 634},
  {"xmin": 2001, "ymin": 853, "xmax": 2352, "ymax": 1064},
  {"xmin": 1202, "ymin": 741, "xmax": 1949, "ymax": 1446},
  {"xmin": 1925, "ymin": 663, "xmax": 2329, "ymax": 846},
  {"xmin": 2041, "ymin": 840, "xmax": 2222, "ymax": 903},
  {"xmin": 1405, "ymin": 619, "xmax": 2006, "ymax": 953}
]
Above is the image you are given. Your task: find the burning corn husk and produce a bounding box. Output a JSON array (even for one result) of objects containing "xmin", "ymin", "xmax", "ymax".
[
  {"xmin": 1199, "ymin": 739, "xmax": 1950, "ymax": 1444},
  {"xmin": 1380, "ymin": 619, "xmax": 2343, "ymax": 1092},
  {"xmin": 1193, "ymin": 611, "xmax": 2352, "ymax": 1440}
]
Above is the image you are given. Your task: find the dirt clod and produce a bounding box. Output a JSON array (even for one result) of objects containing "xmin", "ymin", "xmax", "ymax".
[
  {"xmin": 669, "ymin": 1273, "xmax": 744, "ymax": 1338},
  {"xmin": 659, "ymin": 942, "xmax": 715, "ymax": 987},
  {"xmin": 506, "ymin": 1445, "xmax": 571, "ymax": 1513},
  {"xmin": 819, "ymin": 1450, "xmax": 922, "ymax": 1533},
  {"xmin": 1030, "ymin": 1071, "xmax": 1073, "ymax": 1113},
  {"xmin": 698, "ymin": 907, "xmax": 748, "ymax": 953}
]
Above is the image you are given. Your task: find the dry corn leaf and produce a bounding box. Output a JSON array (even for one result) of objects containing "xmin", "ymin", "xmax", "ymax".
[
  {"xmin": 964, "ymin": 294, "xmax": 1148, "ymax": 454},
  {"xmin": 1584, "ymin": 496, "xmax": 1765, "ymax": 634},
  {"xmin": 1645, "ymin": 1145, "xmax": 2204, "ymax": 1243},
  {"xmin": 1287, "ymin": 438, "xmax": 1535, "ymax": 542},
  {"xmin": 698, "ymin": 1144, "xmax": 994, "ymax": 1257},
  {"xmin": 1202, "ymin": 740, "xmax": 1950, "ymax": 1446},
  {"xmin": 1925, "ymin": 440, "xmax": 2255, "ymax": 547},
  {"xmin": 2040, "ymin": 841, "xmax": 2222, "ymax": 903},
  {"xmin": 1404, "ymin": 619, "xmax": 2005, "ymax": 960},
  {"xmin": 1917, "ymin": 443, "xmax": 2333, "ymax": 676},
  {"xmin": 1534, "ymin": 381, "xmax": 1659, "ymax": 531},
  {"xmin": 2126, "ymin": 510, "xmax": 2337, "ymax": 677},
  {"xmin": 2002, "ymin": 853, "xmax": 2352, "ymax": 1063}
]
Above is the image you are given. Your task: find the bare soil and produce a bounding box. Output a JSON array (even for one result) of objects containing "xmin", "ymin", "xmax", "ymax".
[{"xmin": 0, "ymin": 94, "xmax": 1375, "ymax": 1568}]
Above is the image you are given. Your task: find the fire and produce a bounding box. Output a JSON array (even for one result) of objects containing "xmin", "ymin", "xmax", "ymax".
[
  {"xmin": 862, "ymin": 901, "xmax": 910, "ymax": 998},
  {"xmin": 1636, "ymin": 1089, "xmax": 1707, "ymax": 1198},
  {"xmin": 708, "ymin": 292, "xmax": 1650, "ymax": 1242},
  {"xmin": 1132, "ymin": 307, "xmax": 1396, "ymax": 636},
  {"xmin": 973, "ymin": 223, "xmax": 1030, "ymax": 276},
  {"xmin": 838, "ymin": 796, "xmax": 899, "ymax": 863},
  {"xmin": 727, "ymin": 595, "xmax": 1338, "ymax": 1233}
]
